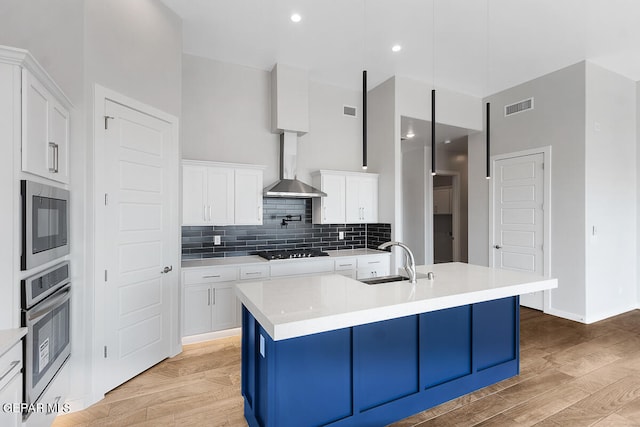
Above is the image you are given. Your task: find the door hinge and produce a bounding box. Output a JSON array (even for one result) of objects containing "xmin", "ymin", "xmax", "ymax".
[
  {"xmin": 105, "ymin": 193, "xmax": 108, "ymax": 206},
  {"xmin": 104, "ymin": 269, "xmax": 108, "ymax": 282},
  {"xmin": 104, "ymin": 115, "xmax": 114, "ymax": 130},
  {"xmin": 104, "ymin": 346, "xmax": 108, "ymax": 358}
]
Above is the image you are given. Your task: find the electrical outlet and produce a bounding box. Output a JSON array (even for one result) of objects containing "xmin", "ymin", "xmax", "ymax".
[
  {"xmin": 338, "ymin": 231, "xmax": 344, "ymax": 240},
  {"xmin": 214, "ymin": 235, "xmax": 221, "ymax": 245}
]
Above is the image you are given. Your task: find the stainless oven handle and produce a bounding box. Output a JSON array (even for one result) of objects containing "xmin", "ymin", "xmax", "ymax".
[{"xmin": 27, "ymin": 286, "xmax": 71, "ymax": 323}]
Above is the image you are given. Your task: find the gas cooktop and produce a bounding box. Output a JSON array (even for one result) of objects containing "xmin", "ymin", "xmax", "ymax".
[{"xmin": 256, "ymin": 249, "xmax": 330, "ymax": 260}]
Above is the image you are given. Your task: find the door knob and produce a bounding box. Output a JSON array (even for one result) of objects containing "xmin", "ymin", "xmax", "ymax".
[
  {"xmin": 161, "ymin": 265, "xmax": 173, "ymax": 274},
  {"xmin": 494, "ymin": 245, "xmax": 502, "ymax": 249}
]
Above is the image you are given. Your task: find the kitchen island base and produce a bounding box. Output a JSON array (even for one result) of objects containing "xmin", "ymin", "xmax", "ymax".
[{"xmin": 241, "ymin": 296, "xmax": 519, "ymax": 427}]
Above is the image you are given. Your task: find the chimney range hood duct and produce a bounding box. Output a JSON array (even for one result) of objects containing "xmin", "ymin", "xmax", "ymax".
[{"xmin": 263, "ymin": 132, "xmax": 327, "ymax": 198}]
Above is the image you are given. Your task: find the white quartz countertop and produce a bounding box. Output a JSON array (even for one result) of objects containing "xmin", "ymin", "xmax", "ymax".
[
  {"xmin": 235, "ymin": 262, "xmax": 558, "ymax": 341},
  {"xmin": 0, "ymin": 328, "xmax": 27, "ymax": 357},
  {"xmin": 181, "ymin": 249, "xmax": 388, "ymax": 269}
]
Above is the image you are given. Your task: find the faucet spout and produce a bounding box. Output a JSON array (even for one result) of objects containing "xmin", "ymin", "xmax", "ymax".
[{"xmin": 377, "ymin": 241, "xmax": 417, "ymax": 284}]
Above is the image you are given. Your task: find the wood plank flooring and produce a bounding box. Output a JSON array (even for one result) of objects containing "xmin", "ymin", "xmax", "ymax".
[{"xmin": 53, "ymin": 308, "xmax": 640, "ymax": 427}]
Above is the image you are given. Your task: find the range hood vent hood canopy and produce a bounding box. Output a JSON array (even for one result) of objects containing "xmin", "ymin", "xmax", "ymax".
[{"xmin": 263, "ymin": 132, "xmax": 327, "ymax": 198}]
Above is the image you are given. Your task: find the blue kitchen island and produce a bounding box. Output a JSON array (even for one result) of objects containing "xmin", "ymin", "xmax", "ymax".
[{"xmin": 235, "ymin": 262, "xmax": 557, "ymax": 427}]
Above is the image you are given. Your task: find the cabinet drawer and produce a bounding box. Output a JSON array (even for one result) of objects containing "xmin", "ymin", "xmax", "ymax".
[
  {"xmin": 357, "ymin": 254, "xmax": 390, "ymax": 268},
  {"xmin": 183, "ymin": 267, "xmax": 238, "ymax": 284},
  {"xmin": 25, "ymin": 361, "xmax": 70, "ymax": 427},
  {"xmin": 334, "ymin": 258, "xmax": 356, "ymax": 271},
  {"xmin": 240, "ymin": 264, "xmax": 270, "ymax": 280},
  {"xmin": 270, "ymin": 259, "xmax": 335, "ymax": 278},
  {"xmin": 0, "ymin": 343, "xmax": 22, "ymax": 392}
]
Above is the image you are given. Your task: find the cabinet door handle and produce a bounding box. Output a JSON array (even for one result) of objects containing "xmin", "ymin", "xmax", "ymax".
[
  {"xmin": 54, "ymin": 143, "xmax": 59, "ymax": 173},
  {"xmin": 212, "ymin": 288, "xmax": 216, "ymax": 305},
  {"xmin": 245, "ymin": 271, "xmax": 261, "ymax": 275},
  {"xmin": 368, "ymin": 261, "xmax": 381, "ymax": 265},
  {"xmin": 208, "ymin": 288, "xmax": 211, "ymax": 306},
  {"xmin": 208, "ymin": 206, "xmax": 212, "ymax": 222},
  {"xmin": 257, "ymin": 206, "xmax": 262, "ymax": 221},
  {"xmin": 48, "ymin": 142, "xmax": 58, "ymax": 173},
  {"xmin": 202, "ymin": 275, "xmax": 221, "ymax": 278},
  {"xmin": 338, "ymin": 264, "xmax": 353, "ymax": 267}
]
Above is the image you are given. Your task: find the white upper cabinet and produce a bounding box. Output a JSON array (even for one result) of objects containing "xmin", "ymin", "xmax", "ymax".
[
  {"xmin": 313, "ymin": 170, "xmax": 378, "ymax": 224},
  {"xmin": 22, "ymin": 68, "xmax": 70, "ymax": 183},
  {"xmin": 234, "ymin": 168, "xmax": 263, "ymax": 225},
  {"xmin": 312, "ymin": 172, "xmax": 346, "ymax": 224},
  {"xmin": 345, "ymin": 174, "xmax": 378, "ymax": 223},
  {"xmin": 182, "ymin": 160, "xmax": 264, "ymax": 226}
]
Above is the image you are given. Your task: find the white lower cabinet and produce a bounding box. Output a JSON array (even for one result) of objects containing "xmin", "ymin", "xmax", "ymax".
[
  {"xmin": 182, "ymin": 267, "xmax": 241, "ymax": 336},
  {"xmin": 181, "ymin": 254, "xmax": 391, "ymax": 340},
  {"xmin": 0, "ymin": 342, "xmax": 22, "ymax": 427}
]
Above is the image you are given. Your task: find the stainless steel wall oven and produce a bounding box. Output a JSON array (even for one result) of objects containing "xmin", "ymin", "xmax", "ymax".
[
  {"xmin": 21, "ymin": 261, "xmax": 71, "ymax": 407},
  {"xmin": 21, "ymin": 180, "xmax": 70, "ymax": 271}
]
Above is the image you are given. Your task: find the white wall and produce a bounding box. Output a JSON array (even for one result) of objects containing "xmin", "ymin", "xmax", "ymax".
[
  {"xmin": 182, "ymin": 53, "xmax": 366, "ymax": 187},
  {"xmin": 396, "ymin": 77, "xmax": 482, "ymax": 132},
  {"xmin": 402, "ymin": 145, "xmax": 428, "ymax": 264},
  {"xmin": 467, "ymin": 132, "xmax": 489, "ymax": 266},
  {"xmin": 584, "ymin": 62, "xmax": 637, "ymax": 322},
  {"xmin": 638, "ymin": 81, "xmax": 640, "ymax": 309},
  {"xmin": 469, "ymin": 62, "xmax": 588, "ymax": 321}
]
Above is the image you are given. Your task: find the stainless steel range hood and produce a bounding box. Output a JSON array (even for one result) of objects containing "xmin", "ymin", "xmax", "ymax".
[{"xmin": 264, "ymin": 132, "xmax": 326, "ymax": 198}]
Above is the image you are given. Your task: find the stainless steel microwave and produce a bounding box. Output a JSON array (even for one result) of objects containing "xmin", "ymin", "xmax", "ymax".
[{"xmin": 21, "ymin": 180, "xmax": 70, "ymax": 270}]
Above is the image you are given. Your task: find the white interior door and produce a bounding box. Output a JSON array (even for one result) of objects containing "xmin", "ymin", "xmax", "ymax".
[
  {"xmin": 100, "ymin": 98, "xmax": 177, "ymax": 392},
  {"xmin": 492, "ymin": 152, "xmax": 546, "ymax": 310}
]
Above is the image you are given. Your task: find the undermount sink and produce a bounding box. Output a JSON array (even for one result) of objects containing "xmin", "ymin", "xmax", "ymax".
[{"xmin": 359, "ymin": 275, "xmax": 409, "ymax": 285}]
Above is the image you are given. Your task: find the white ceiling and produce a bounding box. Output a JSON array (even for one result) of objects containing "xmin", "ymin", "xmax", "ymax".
[{"xmin": 162, "ymin": 0, "xmax": 640, "ymax": 97}]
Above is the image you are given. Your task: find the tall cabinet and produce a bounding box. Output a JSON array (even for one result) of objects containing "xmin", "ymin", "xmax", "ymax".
[{"xmin": 0, "ymin": 46, "xmax": 73, "ymax": 426}]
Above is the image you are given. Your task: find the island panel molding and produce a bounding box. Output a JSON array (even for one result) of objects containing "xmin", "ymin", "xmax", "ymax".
[{"xmin": 241, "ymin": 297, "xmax": 520, "ymax": 427}]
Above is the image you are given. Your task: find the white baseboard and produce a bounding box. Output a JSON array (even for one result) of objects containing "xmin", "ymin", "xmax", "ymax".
[
  {"xmin": 544, "ymin": 307, "xmax": 586, "ymax": 323},
  {"xmin": 181, "ymin": 327, "xmax": 241, "ymax": 345},
  {"xmin": 583, "ymin": 305, "xmax": 639, "ymax": 324}
]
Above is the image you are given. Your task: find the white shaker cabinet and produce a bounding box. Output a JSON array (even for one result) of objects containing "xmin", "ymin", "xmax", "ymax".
[
  {"xmin": 312, "ymin": 172, "xmax": 346, "ymax": 224},
  {"xmin": 22, "ymin": 68, "xmax": 70, "ymax": 184},
  {"xmin": 182, "ymin": 161, "xmax": 264, "ymax": 226},
  {"xmin": 345, "ymin": 174, "xmax": 378, "ymax": 223},
  {"xmin": 312, "ymin": 170, "xmax": 378, "ymax": 224},
  {"xmin": 182, "ymin": 267, "xmax": 240, "ymax": 336},
  {"xmin": 234, "ymin": 168, "xmax": 263, "ymax": 225},
  {"xmin": 0, "ymin": 341, "xmax": 22, "ymax": 427}
]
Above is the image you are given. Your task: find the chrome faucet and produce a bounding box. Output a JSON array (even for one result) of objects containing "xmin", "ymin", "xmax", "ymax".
[{"xmin": 378, "ymin": 241, "xmax": 417, "ymax": 284}]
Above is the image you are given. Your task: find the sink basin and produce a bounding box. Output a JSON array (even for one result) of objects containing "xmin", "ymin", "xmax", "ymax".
[{"xmin": 359, "ymin": 275, "xmax": 409, "ymax": 285}]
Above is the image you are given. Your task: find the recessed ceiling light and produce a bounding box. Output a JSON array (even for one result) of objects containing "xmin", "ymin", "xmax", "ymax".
[
  {"xmin": 406, "ymin": 132, "xmax": 415, "ymax": 138},
  {"xmin": 290, "ymin": 13, "xmax": 302, "ymax": 23},
  {"xmin": 392, "ymin": 44, "xmax": 402, "ymax": 52},
  {"xmin": 444, "ymin": 139, "xmax": 451, "ymax": 144}
]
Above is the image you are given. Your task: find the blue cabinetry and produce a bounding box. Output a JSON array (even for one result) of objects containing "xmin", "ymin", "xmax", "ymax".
[{"xmin": 242, "ymin": 296, "xmax": 519, "ymax": 427}]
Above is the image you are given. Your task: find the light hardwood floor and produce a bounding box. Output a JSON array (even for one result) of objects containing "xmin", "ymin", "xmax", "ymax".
[{"xmin": 53, "ymin": 308, "xmax": 640, "ymax": 427}]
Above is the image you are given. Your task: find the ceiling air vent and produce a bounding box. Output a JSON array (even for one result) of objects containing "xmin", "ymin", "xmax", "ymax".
[
  {"xmin": 504, "ymin": 97, "xmax": 534, "ymax": 117},
  {"xmin": 343, "ymin": 105, "xmax": 357, "ymax": 117}
]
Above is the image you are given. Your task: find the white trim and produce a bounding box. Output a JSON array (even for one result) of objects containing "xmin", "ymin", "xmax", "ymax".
[
  {"xmin": 489, "ymin": 146, "xmax": 552, "ymax": 312},
  {"xmin": 0, "ymin": 45, "xmax": 73, "ymax": 109},
  {"xmin": 182, "ymin": 159, "xmax": 266, "ymax": 170},
  {"xmin": 93, "ymin": 84, "xmax": 181, "ymax": 399},
  {"xmin": 181, "ymin": 328, "xmax": 242, "ymax": 345}
]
